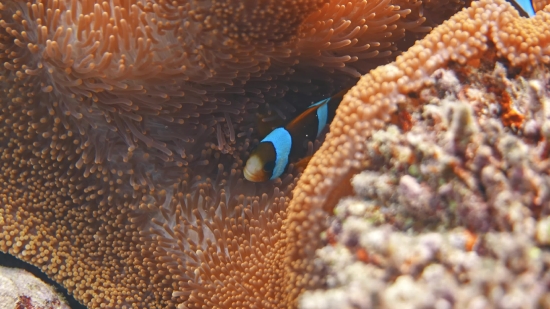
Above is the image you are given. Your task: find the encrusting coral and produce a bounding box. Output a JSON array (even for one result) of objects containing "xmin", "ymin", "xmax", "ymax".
[
  {"xmin": 289, "ymin": 0, "xmax": 550, "ymax": 306},
  {"xmin": 0, "ymin": 0, "xmax": 456, "ymax": 308},
  {"xmin": 300, "ymin": 61, "xmax": 550, "ymax": 308}
]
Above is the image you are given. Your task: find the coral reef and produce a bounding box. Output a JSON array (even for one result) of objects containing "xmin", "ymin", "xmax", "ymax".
[
  {"xmin": 0, "ymin": 266, "xmax": 71, "ymax": 309},
  {"xmin": 288, "ymin": 0, "xmax": 550, "ymax": 303},
  {"xmin": 300, "ymin": 60, "xmax": 550, "ymax": 308},
  {"xmin": 2, "ymin": 0, "xmax": 549, "ymax": 308}
]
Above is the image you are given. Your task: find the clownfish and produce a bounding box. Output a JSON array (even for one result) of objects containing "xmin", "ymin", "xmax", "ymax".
[
  {"xmin": 244, "ymin": 88, "xmax": 349, "ymax": 182},
  {"xmin": 509, "ymin": 0, "xmax": 536, "ymax": 17}
]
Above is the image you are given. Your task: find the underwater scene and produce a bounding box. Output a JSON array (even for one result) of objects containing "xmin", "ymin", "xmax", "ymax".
[{"xmin": 1, "ymin": 0, "xmax": 550, "ymax": 308}]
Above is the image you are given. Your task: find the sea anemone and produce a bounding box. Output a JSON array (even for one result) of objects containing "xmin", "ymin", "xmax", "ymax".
[{"xmin": 0, "ymin": 0, "xmax": 474, "ymax": 307}]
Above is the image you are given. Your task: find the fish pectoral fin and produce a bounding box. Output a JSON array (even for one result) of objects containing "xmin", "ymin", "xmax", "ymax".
[{"xmin": 295, "ymin": 156, "xmax": 313, "ymax": 171}]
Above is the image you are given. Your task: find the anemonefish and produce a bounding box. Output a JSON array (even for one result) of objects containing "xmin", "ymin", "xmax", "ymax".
[
  {"xmin": 509, "ymin": 0, "xmax": 536, "ymax": 17},
  {"xmin": 244, "ymin": 88, "xmax": 349, "ymax": 182}
]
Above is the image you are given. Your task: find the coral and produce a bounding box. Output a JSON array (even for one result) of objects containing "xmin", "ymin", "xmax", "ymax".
[
  {"xmin": 288, "ymin": 0, "xmax": 550, "ymax": 303},
  {"xmin": 0, "ymin": 0, "xmax": 454, "ymax": 308},
  {"xmin": 297, "ymin": 8, "xmax": 550, "ymax": 308},
  {"xmin": 3, "ymin": 0, "xmax": 548, "ymax": 308},
  {"xmin": 301, "ymin": 221, "xmax": 550, "ymax": 308},
  {"xmin": 0, "ymin": 266, "xmax": 71, "ymax": 309}
]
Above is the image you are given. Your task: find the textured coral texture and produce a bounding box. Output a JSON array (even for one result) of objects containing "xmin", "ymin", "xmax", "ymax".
[
  {"xmin": 288, "ymin": 0, "xmax": 550, "ymax": 302},
  {"xmin": 300, "ymin": 62, "xmax": 550, "ymax": 308},
  {"xmin": 0, "ymin": 0, "xmax": 549, "ymax": 309}
]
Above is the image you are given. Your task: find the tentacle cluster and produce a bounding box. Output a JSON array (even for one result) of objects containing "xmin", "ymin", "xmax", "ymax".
[{"xmin": 0, "ymin": 0, "xmax": 470, "ymax": 308}]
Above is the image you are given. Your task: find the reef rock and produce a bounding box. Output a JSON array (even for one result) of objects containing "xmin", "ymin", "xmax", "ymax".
[
  {"xmin": 0, "ymin": 266, "xmax": 70, "ymax": 309},
  {"xmin": 300, "ymin": 52, "xmax": 550, "ymax": 308}
]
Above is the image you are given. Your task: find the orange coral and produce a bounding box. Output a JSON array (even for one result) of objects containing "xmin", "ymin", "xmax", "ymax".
[
  {"xmin": 287, "ymin": 0, "xmax": 550, "ymax": 304},
  {"xmin": 498, "ymin": 87, "xmax": 525, "ymax": 128}
]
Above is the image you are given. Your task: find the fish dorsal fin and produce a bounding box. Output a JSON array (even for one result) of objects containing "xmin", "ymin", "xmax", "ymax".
[{"xmin": 308, "ymin": 97, "xmax": 331, "ymax": 108}]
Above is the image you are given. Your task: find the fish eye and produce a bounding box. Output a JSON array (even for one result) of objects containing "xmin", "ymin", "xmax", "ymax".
[{"xmin": 263, "ymin": 161, "xmax": 275, "ymax": 172}]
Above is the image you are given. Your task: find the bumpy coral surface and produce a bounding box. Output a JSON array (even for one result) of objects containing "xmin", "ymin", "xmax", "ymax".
[
  {"xmin": 288, "ymin": 0, "xmax": 550, "ymax": 303},
  {"xmin": 300, "ymin": 60, "xmax": 550, "ymax": 308}
]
